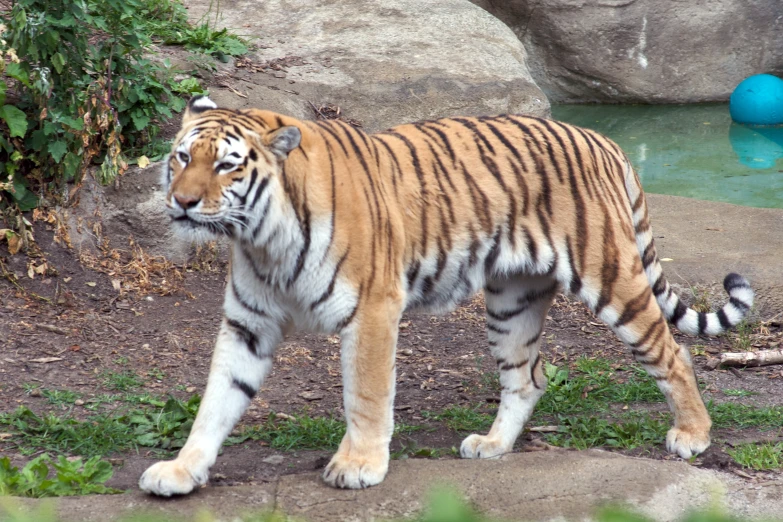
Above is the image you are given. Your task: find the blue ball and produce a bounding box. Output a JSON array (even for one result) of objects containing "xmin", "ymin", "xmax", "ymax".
[{"xmin": 730, "ymin": 74, "xmax": 783, "ymax": 125}]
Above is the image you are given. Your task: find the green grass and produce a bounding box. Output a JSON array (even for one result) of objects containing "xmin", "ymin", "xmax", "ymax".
[
  {"xmin": 708, "ymin": 402, "xmax": 783, "ymax": 429},
  {"xmin": 0, "ymin": 395, "xmax": 199, "ymax": 457},
  {"xmin": 422, "ymin": 406, "xmax": 494, "ymax": 433},
  {"xmin": 722, "ymin": 389, "xmax": 758, "ymax": 398},
  {"xmin": 543, "ymin": 413, "xmax": 670, "ymax": 451},
  {"xmin": 536, "ymin": 359, "xmax": 663, "ymax": 416},
  {"xmin": 727, "ymin": 442, "xmax": 783, "ymax": 470},
  {"xmin": 99, "ymin": 370, "xmax": 144, "ymax": 392}
]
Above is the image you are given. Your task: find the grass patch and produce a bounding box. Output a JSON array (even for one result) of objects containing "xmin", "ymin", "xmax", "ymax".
[
  {"xmin": 237, "ymin": 413, "xmax": 346, "ymax": 451},
  {"xmin": 0, "ymin": 454, "xmax": 121, "ymax": 497},
  {"xmin": 422, "ymin": 406, "xmax": 494, "ymax": 433},
  {"xmin": 0, "ymin": 395, "xmax": 199, "ymax": 457},
  {"xmin": 543, "ymin": 413, "xmax": 670, "ymax": 451},
  {"xmin": 708, "ymin": 402, "xmax": 783, "ymax": 429},
  {"xmin": 536, "ymin": 359, "xmax": 663, "ymax": 416},
  {"xmin": 728, "ymin": 442, "xmax": 783, "ymax": 470},
  {"xmin": 99, "ymin": 370, "xmax": 145, "ymax": 392},
  {"xmin": 722, "ymin": 389, "xmax": 758, "ymax": 398}
]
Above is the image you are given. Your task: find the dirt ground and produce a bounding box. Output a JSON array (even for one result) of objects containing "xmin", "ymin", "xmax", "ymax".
[{"xmin": 1, "ymin": 217, "xmax": 781, "ymax": 492}]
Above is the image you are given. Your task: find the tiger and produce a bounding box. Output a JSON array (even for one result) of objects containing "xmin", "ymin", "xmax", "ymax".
[{"xmin": 139, "ymin": 95, "xmax": 754, "ymax": 495}]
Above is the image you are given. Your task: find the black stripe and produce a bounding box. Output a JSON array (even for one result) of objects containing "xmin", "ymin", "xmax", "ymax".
[
  {"xmin": 311, "ymin": 249, "xmax": 350, "ymax": 310},
  {"xmin": 486, "ymin": 322, "xmax": 510, "ymax": 335},
  {"xmin": 613, "ymin": 287, "xmax": 652, "ymax": 328},
  {"xmin": 231, "ymin": 278, "xmax": 268, "ymax": 316},
  {"xmin": 226, "ymin": 318, "xmax": 258, "ymax": 356},
  {"xmin": 499, "ymin": 358, "xmax": 530, "ymax": 371},
  {"xmin": 729, "ymin": 296, "xmax": 750, "ymax": 312},
  {"xmin": 288, "ymin": 201, "xmax": 311, "ymax": 288},
  {"xmin": 716, "ymin": 309, "xmax": 732, "ymax": 330},
  {"xmin": 670, "ymin": 301, "xmax": 688, "ymax": 325},
  {"xmin": 698, "ymin": 312, "xmax": 707, "ymax": 334},
  {"xmin": 531, "ymin": 353, "xmax": 543, "ymax": 390},
  {"xmin": 485, "ymin": 285, "xmax": 503, "ymax": 295},
  {"xmin": 652, "ymin": 275, "xmax": 667, "ymax": 296},
  {"xmin": 232, "ymin": 378, "xmax": 256, "ymax": 400}
]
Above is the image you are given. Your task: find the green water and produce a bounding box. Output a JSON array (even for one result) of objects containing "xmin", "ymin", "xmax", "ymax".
[{"xmin": 551, "ymin": 104, "xmax": 783, "ymax": 209}]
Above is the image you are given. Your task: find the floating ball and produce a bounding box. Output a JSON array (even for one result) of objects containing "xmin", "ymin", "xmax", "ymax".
[{"xmin": 729, "ymin": 74, "xmax": 783, "ymax": 125}]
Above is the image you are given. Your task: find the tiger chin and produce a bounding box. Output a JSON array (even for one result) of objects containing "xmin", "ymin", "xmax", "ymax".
[{"xmin": 139, "ymin": 95, "xmax": 754, "ymax": 496}]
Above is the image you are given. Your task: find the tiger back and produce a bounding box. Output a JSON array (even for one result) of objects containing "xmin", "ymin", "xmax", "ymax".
[{"xmin": 139, "ymin": 96, "xmax": 753, "ymax": 496}]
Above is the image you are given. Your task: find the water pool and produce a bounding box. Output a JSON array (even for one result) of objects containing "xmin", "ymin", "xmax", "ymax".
[{"xmin": 551, "ymin": 104, "xmax": 783, "ymax": 209}]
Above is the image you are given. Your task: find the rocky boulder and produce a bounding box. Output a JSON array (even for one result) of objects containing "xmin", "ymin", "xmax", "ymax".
[
  {"xmin": 472, "ymin": 0, "xmax": 783, "ymax": 103},
  {"xmin": 185, "ymin": 0, "xmax": 550, "ymax": 131}
]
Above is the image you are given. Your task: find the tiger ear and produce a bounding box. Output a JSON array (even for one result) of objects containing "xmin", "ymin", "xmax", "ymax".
[
  {"xmin": 182, "ymin": 95, "xmax": 218, "ymax": 125},
  {"xmin": 266, "ymin": 126, "xmax": 301, "ymax": 159}
]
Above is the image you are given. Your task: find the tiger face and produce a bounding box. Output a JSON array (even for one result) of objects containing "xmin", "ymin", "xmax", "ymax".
[{"xmin": 163, "ymin": 96, "xmax": 301, "ymax": 243}]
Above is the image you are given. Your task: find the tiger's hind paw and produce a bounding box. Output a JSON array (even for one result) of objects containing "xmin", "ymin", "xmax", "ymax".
[{"xmin": 666, "ymin": 427, "xmax": 710, "ymax": 459}]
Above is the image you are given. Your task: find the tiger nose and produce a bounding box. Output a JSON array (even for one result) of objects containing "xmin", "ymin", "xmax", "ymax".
[{"xmin": 173, "ymin": 193, "xmax": 200, "ymax": 210}]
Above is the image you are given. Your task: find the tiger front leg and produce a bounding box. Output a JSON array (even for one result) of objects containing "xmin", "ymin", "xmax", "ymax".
[
  {"xmin": 139, "ymin": 317, "xmax": 281, "ymax": 496},
  {"xmin": 323, "ymin": 300, "xmax": 402, "ymax": 489}
]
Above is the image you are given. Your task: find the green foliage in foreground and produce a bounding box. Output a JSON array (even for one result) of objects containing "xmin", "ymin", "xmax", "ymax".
[{"xmin": 0, "ymin": 455, "xmax": 120, "ymax": 497}]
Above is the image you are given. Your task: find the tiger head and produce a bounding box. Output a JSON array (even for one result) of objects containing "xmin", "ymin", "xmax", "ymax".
[{"xmin": 163, "ymin": 95, "xmax": 302, "ymax": 243}]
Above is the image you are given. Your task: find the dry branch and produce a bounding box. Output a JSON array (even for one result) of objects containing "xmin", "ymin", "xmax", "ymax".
[{"xmin": 717, "ymin": 349, "xmax": 783, "ymax": 368}]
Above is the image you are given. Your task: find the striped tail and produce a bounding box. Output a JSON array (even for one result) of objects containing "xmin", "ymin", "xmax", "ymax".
[{"xmin": 622, "ymin": 159, "xmax": 754, "ymax": 336}]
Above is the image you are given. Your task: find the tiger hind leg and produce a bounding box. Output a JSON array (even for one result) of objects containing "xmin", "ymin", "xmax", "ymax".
[
  {"xmin": 595, "ymin": 272, "xmax": 711, "ymax": 458},
  {"xmin": 461, "ymin": 275, "xmax": 558, "ymax": 459}
]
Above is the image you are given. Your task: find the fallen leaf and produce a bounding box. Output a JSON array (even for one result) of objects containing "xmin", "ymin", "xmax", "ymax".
[
  {"xmin": 112, "ymin": 279, "xmax": 122, "ymax": 292},
  {"xmin": 137, "ymin": 155, "xmax": 151, "ymax": 169},
  {"xmin": 69, "ymin": 345, "xmax": 81, "ymax": 352},
  {"xmin": 0, "ymin": 433, "xmax": 12, "ymax": 440},
  {"xmin": 86, "ymin": 281, "xmax": 97, "ymax": 287}
]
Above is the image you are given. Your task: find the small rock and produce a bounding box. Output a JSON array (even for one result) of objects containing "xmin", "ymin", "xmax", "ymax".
[
  {"xmin": 298, "ymin": 391, "xmax": 324, "ymax": 401},
  {"xmin": 186, "ymin": 386, "xmax": 197, "ymax": 393},
  {"xmin": 74, "ymin": 399, "xmax": 84, "ymax": 406},
  {"xmin": 273, "ymin": 71, "xmax": 287, "ymax": 78},
  {"xmin": 262, "ymin": 455, "xmax": 285, "ymax": 465},
  {"xmin": 29, "ymin": 389, "xmax": 42, "ymax": 397}
]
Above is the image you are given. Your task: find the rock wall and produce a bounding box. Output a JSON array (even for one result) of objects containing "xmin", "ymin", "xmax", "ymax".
[
  {"xmin": 187, "ymin": 0, "xmax": 550, "ymax": 131},
  {"xmin": 472, "ymin": 0, "xmax": 783, "ymax": 103}
]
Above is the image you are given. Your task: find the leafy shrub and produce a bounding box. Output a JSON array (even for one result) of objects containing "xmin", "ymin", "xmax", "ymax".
[
  {"xmin": 0, "ymin": 454, "xmax": 120, "ymax": 497},
  {"xmin": 0, "ymin": 0, "xmax": 246, "ymax": 220}
]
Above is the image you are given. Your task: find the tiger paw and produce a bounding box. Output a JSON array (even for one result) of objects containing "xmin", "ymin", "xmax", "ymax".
[
  {"xmin": 139, "ymin": 460, "xmax": 207, "ymax": 497},
  {"xmin": 322, "ymin": 451, "xmax": 388, "ymax": 489},
  {"xmin": 460, "ymin": 434, "xmax": 510, "ymax": 459},
  {"xmin": 666, "ymin": 427, "xmax": 711, "ymax": 459}
]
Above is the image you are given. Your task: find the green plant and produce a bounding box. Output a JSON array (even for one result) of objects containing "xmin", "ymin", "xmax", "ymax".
[
  {"xmin": 1, "ymin": 0, "xmax": 190, "ymax": 215},
  {"xmin": 730, "ymin": 321, "xmax": 756, "ymax": 352},
  {"xmin": 708, "ymin": 402, "xmax": 783, "ymax": 429},
  {"xmin": 0, "ymin": 454, "xmax": 121, "ymax": 497},
  {"xmin": 543, "ymin": 413, "xmax": 669, "ymax": 450},
  {"xmin": 238, "ymin": 413, "xmax": 347, "ymax": 451},
  {"xmin": 727, "ymin": 442, "xmax": 783, "ymax": 470},
  {"xmin": 722, "ymin": 389, "xmax": 758, "ymax": 398},
  {"xmin": 100, "ymin": 369, "xmax": 144, "ymax": 391},
  {"xmin": 126, "ymin": 395, "xmax": 199, "ymax": 449},
  {"xmin": 133, "ymin": 0, "xmax": 247, "ymax": 61},
  {"xmin": 422, "ymin": 406, "xmax": 494, "ymax": 433}
]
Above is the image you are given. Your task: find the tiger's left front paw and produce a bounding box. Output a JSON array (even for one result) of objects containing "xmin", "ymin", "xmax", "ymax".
[{"xmin": 322, "ymin": 451, "xmax": 388, "ymax": 489}]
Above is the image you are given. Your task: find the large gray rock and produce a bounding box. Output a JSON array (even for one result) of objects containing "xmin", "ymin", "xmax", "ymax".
[
  {"xmin": 185, "ymin": 0, "xmax": 550, "ymax": 130},
  {"xmin": 472, "ymin": 0, "xmax": 783, "ymax": 103}
]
